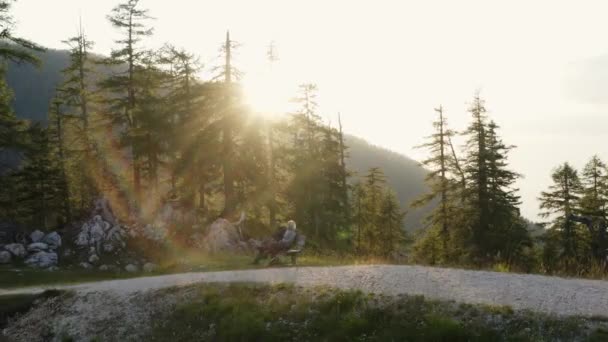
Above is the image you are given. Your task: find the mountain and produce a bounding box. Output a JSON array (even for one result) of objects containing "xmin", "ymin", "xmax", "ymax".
[
  {"xmin": 344, "ymin": 135, "xmax": 430, "ymax": 230},
  {"xmin": 5, "ymin": 49, "xmax": 431, "ymax": 231},
  {"xmin": 6, "ymin": 49, "xmax": 70, "ymax": 123}
]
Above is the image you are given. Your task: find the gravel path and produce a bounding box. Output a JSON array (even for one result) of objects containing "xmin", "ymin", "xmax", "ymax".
[{"xmin": 4, "ymin": 265, "xmax": 608, "ymax": 317}]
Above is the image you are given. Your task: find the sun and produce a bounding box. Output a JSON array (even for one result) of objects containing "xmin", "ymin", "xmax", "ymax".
[{"xmin": 242, "ymin": 65, "xmax": 294, "ymax": 117}]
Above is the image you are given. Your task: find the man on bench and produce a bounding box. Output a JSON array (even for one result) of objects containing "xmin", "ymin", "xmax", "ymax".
[{"xmin": 253, "ymin": 220, "xmax": 304, "ymax": 265}]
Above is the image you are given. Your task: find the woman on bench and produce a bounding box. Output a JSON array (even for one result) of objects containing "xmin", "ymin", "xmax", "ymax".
[{"xmin": 253, "ymin": 220, "xmax": 297, "ymax": 264}]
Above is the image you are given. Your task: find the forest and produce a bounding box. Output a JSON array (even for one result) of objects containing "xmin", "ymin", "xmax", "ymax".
[{"xmin": 0, "ymin": 0, "xmax": 607, "ymax": 278}]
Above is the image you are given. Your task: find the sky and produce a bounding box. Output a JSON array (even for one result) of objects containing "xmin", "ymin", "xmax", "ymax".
[{"xmin": 11, "ymin": 0, "xmax": 608, "ymax": 220}]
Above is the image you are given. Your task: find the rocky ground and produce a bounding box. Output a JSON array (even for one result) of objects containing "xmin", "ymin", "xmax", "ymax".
[
  {"xmin": 5, "ymin": 264, "xmax": 608, "ymax": 317},
  {"xmin": 4, "ymin": 271, "xmax": 608, "ymax": 341}
]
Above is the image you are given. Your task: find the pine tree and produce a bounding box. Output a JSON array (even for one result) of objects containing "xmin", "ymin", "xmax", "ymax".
[
  {"xmin": 217, "ymin": 31, "xmax": 241, "ymax": 217},
  {"xmin": 580, "ymin": 155, "xmax": 608, "ymax": 218},
  {"xmin": 462, "ymin": 94, "xmax": 491, "ymax": 259},
  {"xmin": 99, "ymin": 0, "xmax": 154, "ymax": 203},
  {"xmin": 539, "ymin": 163, "xmax": 583, "ymax": 268},
  {"xmin": 362, "ymin": 167, "xmax": 386, "ymax": 254},
  {"xmin": 379, "ymin": 190, "xmax": 406, "ymax": 258},
  {"xmin": 159, "ymin": 45, "xmax": 203, "ymax": 197},
  {"xmin": 58, "ymin": 26, "xmax": 97, "ymax": 213},
  {"xmin": 412, "ymin": 105, "xmax": 457, "ymax": 261},
  {"xmin": 484, "ymin": 120, "xmax": 524, "ymax": 259},
  {"xmin": 0, "ymin": 0, "xmax": 44, "ymax": 65}
]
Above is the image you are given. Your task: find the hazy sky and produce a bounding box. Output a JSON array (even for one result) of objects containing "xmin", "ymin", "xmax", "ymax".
[{"xmin": 11, "ymin": 0, "xmax": 608, "ymax": 220}]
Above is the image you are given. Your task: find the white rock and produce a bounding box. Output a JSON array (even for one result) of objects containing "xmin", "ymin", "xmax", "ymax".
[
  {"xmin": 89, "ymin": 254, "xmax": 100, "ymax": 264},
  {"xmin": 143, "ymin": 262, "xmax": 158, "ymax": 272},
  {"xmin": 99, "ymin": 264, "xmax": 118, "ymax": 272},
  {"xmin": 103, "ymin": 243, "xmax": 114, "ymax": 253},
  {"xmin": 125, "ymin": 264, "xmax": 139, "ymax": 273},
  {"xmin": 0, "ymin": 250, "xmax": 11, "ymax": 264},
  {"xmin": 27, "ymin": 242, "xmax": 49, "ymax": 252},
  {"xmin": 30, "ymin": 230, "xmax": 45, "ymax": 243},
  {"xmin": 79, "ymin": 262, "xmax": 93, "ymax": 269},
  {"xmin": 4, "ymin": 243, "xmax": 26, "ymax": 258},
  {"xmin": 24, "ymin": 251, "xmax": 58, "ymax": 268},
  {"xmin": 46, "ymin": 266, "xmax": 60, "ymax": 272},
  {"xmin": 42, "ymin": 232, "xmax": 62, "ymax": 250}
]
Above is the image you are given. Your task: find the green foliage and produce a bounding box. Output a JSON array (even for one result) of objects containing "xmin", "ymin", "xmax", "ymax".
[
  {"xmin": 148, "ymin": 283, "xmax": 601, "ymax": 341},
  {"xmin": 413, "ymin": 95, "xmax": 530, "ymax": 268},
  {"xmin": 351, "ymin": 168, "xmax": 406, "ymax": 256}
]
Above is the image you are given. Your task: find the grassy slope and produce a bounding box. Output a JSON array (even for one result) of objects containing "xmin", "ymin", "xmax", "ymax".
[{"xmin": 148, "ymin": 283, "xmax": 608, "ymax": 342}]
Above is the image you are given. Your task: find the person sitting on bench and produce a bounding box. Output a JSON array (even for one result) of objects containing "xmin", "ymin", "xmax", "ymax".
[{"xmin": 253, "ymin": 220, "xmax": 297, "ymax": 264}]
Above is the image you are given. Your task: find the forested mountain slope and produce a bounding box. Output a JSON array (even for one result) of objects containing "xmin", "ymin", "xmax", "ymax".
[{"xmin": 6, "ymin": 49, "xmax": 430, "ymax": 230}]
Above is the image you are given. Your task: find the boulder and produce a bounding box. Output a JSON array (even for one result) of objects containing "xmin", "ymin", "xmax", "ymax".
[
  {"xmin": 125, "ymin": 264, "xmax": 139, "ymax": 273},
  {"xmin": 42, "ymin": 232, "xmax": 61, "ymax": 250},
  {"xmin": 198, "ymin": 218, "xmax": 244, "ymax": 253},
  {"xmin": 27, "ymin": 242, "xmax": 49, "ymax": 252},
  {"xmin": 0, "ymin": 250, "xmax": 11, "ymax": 264},
  {"xmin": 92, "ymin": 197, "xmax": 118, "ymax": 226},
  {"xmin": 79, "ymin": 262, "xmax": 93, "ymax": 269},
  {"xmin": 143, "ymin": 262, "xmax": 158, "ymax": 272},
  {"xmin": 99, "ymin": 264, "xmax": 119, "ymax": 272},
  {"xmin": 30, "ymin": 230, "xmax": 45, "ymax": 243},
  {"xmin": 25, "ymin": 251, "xmax": 58, "ymax": 268},
  {"xmin": 88, "ymin": 254, "xmax": 100, "ymax": 264},
  {"xmin": 4, "ymin": 243, "xmax": 26, "ymax": 258}
]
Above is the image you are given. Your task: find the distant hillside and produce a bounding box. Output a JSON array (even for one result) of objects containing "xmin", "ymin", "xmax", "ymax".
[
  {"xmin": 345, "ymin": 135, "xmax": 430, "ymax": 230},
  {"xmin": 6, "ymin": 49, "xmax": 69, "ymax": 122},
  {"xmin": 5, "ymin": 49, "xmax": 431, "ymax": 231}
]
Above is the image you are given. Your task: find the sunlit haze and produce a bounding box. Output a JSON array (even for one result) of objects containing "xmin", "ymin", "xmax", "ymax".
[{"xmin": 12, "ymin": 0, "xmax": 608, "ymax": 220}]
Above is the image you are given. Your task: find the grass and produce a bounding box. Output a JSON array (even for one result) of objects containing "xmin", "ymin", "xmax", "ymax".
[
  {"xmin": 0, "ymin": 290, "xmax": 63, "ymax": 329},
  {"xmin": 0, "ymin": 252, "xmax": 390, "ymax": 289},
  {"xmin": 147, "ymin": 283, "xmax": 607, "ymax": 342}
]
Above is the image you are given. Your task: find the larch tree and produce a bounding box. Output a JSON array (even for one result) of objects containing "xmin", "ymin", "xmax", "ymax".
[
  {"xmin": 58, "ymin": 25, "xmax": 97, "ymax": 213},
  {"xmin": 580, "ymin": 155, "xmax": 608, "ymax": 218},
  {"xmin": 99, "ymin": 0, "xmax": 154, "ymax": 203},
  {"xmin": 412, "ymin": 105, "xmax": 457, "ymax": 261}
]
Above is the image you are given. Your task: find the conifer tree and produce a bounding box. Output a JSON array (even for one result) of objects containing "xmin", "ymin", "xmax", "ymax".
[
  {"xmin": 539, "ymin": 163, "xmax": 583, "ymax": 267},
  {"xmin": 99, "ymin": 0, "xmax": 154, "ymax": 202},
  {"xmin": 580, "ymin": 155, "xmax": 608, "ymax": 218},
  {"xmin": 379, "ymin": 190, "xmax": 406, "ymax": 258},
  {"xmin": 0, "ymin": 0, "xmax": 44, "ymax": 65},
  {"xmin": 412, "ymin": 106, "xmax": 456, "ymax": 260},
  {"xmin": 462, "ymin": 94, "xmax": 491, "ymax": 258},
  {"xmin": 58, "ymin": 26, "xmax": 97, "ymax": 212},
  {"xmin": 361, "ymin": 167, "xmax": 387, "ymax": 254}
]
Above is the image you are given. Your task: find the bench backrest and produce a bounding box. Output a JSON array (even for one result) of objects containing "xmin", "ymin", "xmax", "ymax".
[{"xmin": 293, "ymin": 234, "xmax": 306, "ymax": 250}]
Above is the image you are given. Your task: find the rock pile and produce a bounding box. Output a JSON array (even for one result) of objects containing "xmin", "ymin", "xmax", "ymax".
[{"xmin": 0, "ymin": 229, "xmax": 62, "ymax": 269}]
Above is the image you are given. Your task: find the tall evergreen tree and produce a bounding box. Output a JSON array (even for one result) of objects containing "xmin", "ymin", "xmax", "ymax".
[
  {"xmin": 58, "ymin": 26, "xmax": 97, "ymax": 213},
  {"xmin": 99, "ymin": 0, "xmax": 154, "ymax": 203},
  {"xmin": 580, "ymin": 155, "xmax": 608, "ymax": 218},
  {"xmin": 412, "ymin": 105, "xmax": 457, "ymax": 261},
  {"xmin": 379, "ymin": 190, "xmax": 406, "ymax": 258},
  {"xmin": 462, "ymin": 94, "xmax": 490, "ymax": 258},
  {"xmin": 539, "ymin": 163, "xmax": 583, "ymax": 267}
]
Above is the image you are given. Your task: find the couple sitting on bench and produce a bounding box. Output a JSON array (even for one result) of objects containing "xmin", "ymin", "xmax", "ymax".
[{"xmin": 253, "ymin": 220, "xmax": 305, "ymax": 265}]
